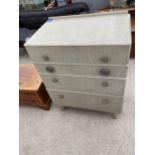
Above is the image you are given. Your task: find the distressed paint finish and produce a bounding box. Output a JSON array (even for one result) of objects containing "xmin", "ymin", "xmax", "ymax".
[{"xmin": 25, "ymin": 12, "xmax": 131, "ymax": 116}]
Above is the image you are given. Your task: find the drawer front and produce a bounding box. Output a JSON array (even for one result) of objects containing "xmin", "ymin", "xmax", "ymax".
[
  {"xmin": 26, "ymin": 45, "xmax": 130, "ymax": 65},
  {"xmin": 48, "ymin": 90, "xmax": 123, "ymax": 113},
  {"xmin": 35, "ymin": 63, "xmax": 128, "ymax": 78},
  {"xmin": 41, "ymin": 74, "xmax": 126, "ymax": 96}
]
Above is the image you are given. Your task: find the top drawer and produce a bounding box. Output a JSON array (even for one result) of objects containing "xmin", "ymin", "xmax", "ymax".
[{"xmin": 26, "ymin": 46, "xmax": 130, "ymax": 65}]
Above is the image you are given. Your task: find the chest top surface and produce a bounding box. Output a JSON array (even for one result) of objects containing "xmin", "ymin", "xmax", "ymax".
[{"xmin": 25, "ymin": 12, "xmax": 131, "ymax": 47}]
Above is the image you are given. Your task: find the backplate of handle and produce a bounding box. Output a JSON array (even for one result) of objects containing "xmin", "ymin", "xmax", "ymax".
[
  {"xmin": 101, "ymin": 81, "xmax": 109, "ymax": 87},
  {"xmin": 52, "ymin": 78, "xmax": 58, "ymax": 83},
  {"xmin": 45, "ymin": 66, "xmax": 55, "ymax": 73},
  {"xmin": 59, "ymin": 94, "xmax": 64, "ymax": 99},
  {"xmin": 100, "ymin": 56, "xmax": 109, "ymax": 63},
  {"xmin": 42, "ymin": 55, "xmax": 50, "ymax": 61},
  {"xmin": 102, "ymin": 99, "xmax": 109, "ymax": 104},
  {"xmin": 99, "ymin": 68, "xmax": 111, "ymax": 76}
]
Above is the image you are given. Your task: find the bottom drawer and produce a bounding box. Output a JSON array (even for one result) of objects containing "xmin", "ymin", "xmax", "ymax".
[{"xmin": 48, "ymin": 89, "xmax": 124, "ymax": 114}]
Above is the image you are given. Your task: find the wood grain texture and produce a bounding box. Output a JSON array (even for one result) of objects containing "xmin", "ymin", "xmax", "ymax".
[
  {"xmin": 19, "ymin": 64, "xmax": 42, "ymax": 91},
  {"xmin": 48, "ymin": 89, "xmax": 123, "ymax": 113},
  {"xmin": 97, "ymin": 7, "xmax": 135, "ymax": 58},
  {"xmin": 26, "ymin": 45, "xmax": 130, "ymax": 65},
  {"xmin": 24, "ymin": 12, "xmax": 131, "ymax": 46},
  {"xmin": 19, "ymin": 64, "xmax": 52, "ymax": 110},
  {"xmin": 35, "ymin": 63, "xmax": 128, "ymax": 78},
  {"xmin": 41, "ymin": 74, "xmax": 126, "ymax": 96}
]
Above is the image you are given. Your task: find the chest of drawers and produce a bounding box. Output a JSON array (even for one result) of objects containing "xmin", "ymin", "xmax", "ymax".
[{"xmin": 25, "ymin": 12, "xmax": 131, "ymax": 118}]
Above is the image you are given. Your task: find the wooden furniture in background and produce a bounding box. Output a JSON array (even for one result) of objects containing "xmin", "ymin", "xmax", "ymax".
[
  {"xmin": 19, "ymin": 64, "xmax": 52, "ymax": 110},
  {"xmin": 129, "ymin": 8, "xmax": 135, "ymax": 58}
]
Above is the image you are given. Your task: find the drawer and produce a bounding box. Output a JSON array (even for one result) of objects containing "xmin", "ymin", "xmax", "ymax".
[
  {"xmin": 26, "ymin": 45, "xmax": 130, "ymax": 65},
  {"xmin": 40, "ymin": 74, "xmax": 126, "ymax": 96},
  {"xmin": 35, "ymin": 63, "xmax": 128, "ymax": 78},
  {"xmin": 48, "ymin": 90, "xmax": 123, "ymax": 113}
]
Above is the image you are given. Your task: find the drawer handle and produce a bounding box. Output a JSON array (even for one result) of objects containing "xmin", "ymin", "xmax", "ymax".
[
  {"xmin": 100, "ymin": 56, "xmax": 109, "ymax": 63},
  {"xmin": 102, "ymin": 99, "xmax": 109, "ymax": 104},
  {"xmin": 99, "ymin": 68, "xmax": 110, "ymax": 76},
  {"xmin": 59, "ymin": 94, "xmax": 64, "ymax": 99},
  {"xmin": 52, "ymin": 78, "xmax": 58, "ymax": 83},
  {"xmin": 101, "ymin": 81, "xmax": 109, "ymax": 87},
  {"xmin": 46, "ymin": 66, "xmax": 55, "ymax": 73},
  {"xmin": 42, "ymin": 55, "xmax": 50, "ymax": 61}
]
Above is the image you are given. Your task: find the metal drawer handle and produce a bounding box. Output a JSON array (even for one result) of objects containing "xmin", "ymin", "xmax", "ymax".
[
  {"xmin": 101, "ymin": 81, "xmax": 109, "ymax": 87},
  {"xmin": 52, "ymin": 78, "xmax": 58, "ymax": 83},
  {"xmin": 100, "ymin": 56, "xmax": 109, "ymax": 63},
  {"xmin": 99, "ymin": 68, "xmax": 110, "ymax": 76},
  {"xmin": 102, "ymin": 99, "xmax": 109, "ymax": 104},
  {"xmin": 42, "ymin": 55, "xmax": 50, "ymax": 61},
  {"xmin": 59, "ymin": 94, "xmax": 64, "ymax": 99},
  {"xmin": 45, "ymin": 66, "xmax": 55, "ymax": 73}
]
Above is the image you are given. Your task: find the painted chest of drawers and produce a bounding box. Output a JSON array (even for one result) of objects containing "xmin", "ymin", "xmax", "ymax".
[{"xmin": 25, "ymin": 12, "xmax": 131, "ymax": 118}]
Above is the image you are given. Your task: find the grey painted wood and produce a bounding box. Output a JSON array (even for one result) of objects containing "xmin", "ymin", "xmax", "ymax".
[
  {"xmin": 48, "ymin": 89, "xmax": 124, "ymax": 113},
  {"xmin": 34, "ymin": 63, "xmax": 128, "ymax": 78},
  {"xmin": 25, "ymin": 13, "xmax": 131, "ymax": 115},
  {"xmin": 26, "ymin": 45, "xmax": 130, "ymax": 65},
  {"xmin": 40, "ymin": 74, "xmax": 126, "ymax": 96},
  {"xmin": 25, "ymin": 12, "xmax": 131, "ymax": 46}
]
